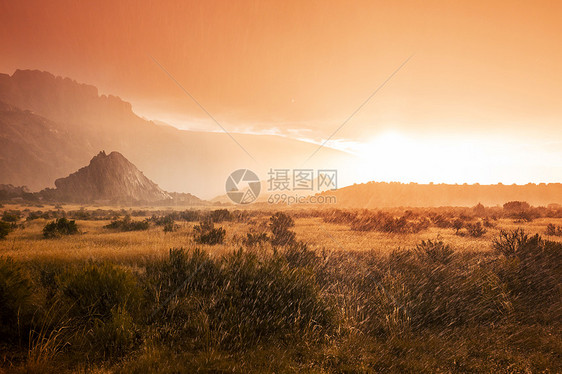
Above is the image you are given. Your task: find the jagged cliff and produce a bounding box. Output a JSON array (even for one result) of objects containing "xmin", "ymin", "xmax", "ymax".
[{"xmin": 53, "ymin": 151, "xmax": 172, "ymax": 203}]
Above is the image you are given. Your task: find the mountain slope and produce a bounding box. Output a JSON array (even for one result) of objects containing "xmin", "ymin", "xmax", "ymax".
[
  {"xmin": 0, "ymin": 69, "xmax": 357, "ymax": 198},
  {"xmin": 52, "ymin": 151, "xmax": 172, "ymax": 203},
  {"xmin": 0, "ymin": 101, "xmax": 92, "ymax": 190},
  {"xmin": 319, "ymin": 181, "xmax": 562, "ymax": 208}
]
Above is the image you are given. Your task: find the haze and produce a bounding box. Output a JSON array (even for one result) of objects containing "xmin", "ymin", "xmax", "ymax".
[{"xmin": 1, "ymin": 0, "xmax": 561, "ymax": 185}]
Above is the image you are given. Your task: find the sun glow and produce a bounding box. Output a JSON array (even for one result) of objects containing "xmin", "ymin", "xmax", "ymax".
[{"xmin": 355, "ymin": 131, "xmax": 560, "ymax": 186}]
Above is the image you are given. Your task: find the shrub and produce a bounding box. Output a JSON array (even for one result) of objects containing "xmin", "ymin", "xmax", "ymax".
[
  {"xmin": 282, "ymin": 241, "xmax": 318, "ymax": 268},
  {"xmin": 493, "ymin": 229, "xmax": 535, "ymax": 258},
  {"xmin": 58, "ymin": 261, "xmax": 142, "ymax": 322},
  {"xmin": 43, "ymin": 218, "xmax": 79, "ymax": 238},
  {"xmin": 152, "ymin": 214, "xmax": 179, "ymax": 232},
  {"xmin": 89, "ymin": 306, "xmax": 140, "ymax": 360},
  {"xmin": 144, "ymin": 247, "xmax": 336, "ymax": 348},
  {"xmin": 466, "ymin": 221, "xmax": 487, "ymax": 237},
  {"xmin": 414, "ymin": 238, "xmax": 454, "ymax": 264},
  {"xmin": 243, "ymin": 231, "xmax": 269, "ymax": 247},
  {"xmin": 452, "ymin": 218, "xmax": 464, "ymax": 234},
  {"xmin": 492, "ymin": 229, "xmax": 562, "ymax": 315},
  {"xmin": 270, "ymin": 212, "xmax": 296, "ymax": 246},
  {"xmin": 194, "ymin": 219, "xmax": 226, "ymax": 245},
  {"xmin": 2, "ymin": 210, "xmax": 22, "ymax": 222},
  {"xmin": 0, "ymin": 221, "xmax": 12, "ymax": 239},
  {"xmin": 163, "ymin": 221, "xmax": 178, "ymax": 233},
  {"xmin": 54, "ymin": 262, "xmax": 142, "ymax": 360},
  {"xmin": 351, "ymin": 211, "xmax": 429, "ymax": 234},
  {"xmin": 104, "ymin": 215, "xmax": 150, "ymax": 232},
  {"xmin": 212, "ymin": 249, "xmax": 335, "ymax": 348},
  {"xmin": 210, "ymin": 209, "xmax": 232, "ymax": 222},
  {"xmin": 503, "ymin": 201, "xmax": 531, "ymax": 212},
  {"xmin": 545, "ymin": 223, "xmax": 562, "ymax": 236},
  {"xmin": 0, "ymin": 257, "xmax": 35, "ymax": 343},
  {"xmin": 179, "ymin": 209, "xmax": 201, "ymax": 222}
]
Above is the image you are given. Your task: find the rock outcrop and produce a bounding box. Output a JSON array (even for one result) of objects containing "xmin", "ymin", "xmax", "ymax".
[{"xmin": 53, "ymin": 151, "xmax": 172, "ymax": 203}]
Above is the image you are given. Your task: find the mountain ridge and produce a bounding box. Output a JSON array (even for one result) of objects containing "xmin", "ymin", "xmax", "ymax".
[
  {"xmin": 51, "ymin": 150, "xmax": 173, "ymax": 203},
  {"xmin": 0, "ymin": 69, "xmax": 356, "ymax": 198}
]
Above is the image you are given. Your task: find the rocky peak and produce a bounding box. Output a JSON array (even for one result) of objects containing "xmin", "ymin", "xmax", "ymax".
[{"xmin": 53, "ymin": 151, "xmax": 172, "ymax": 203}]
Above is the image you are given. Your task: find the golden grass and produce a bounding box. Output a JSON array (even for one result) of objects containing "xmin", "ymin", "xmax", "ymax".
[{"xmin": 2, "ymin": 202, "xmax": 561, "ymax": 262}]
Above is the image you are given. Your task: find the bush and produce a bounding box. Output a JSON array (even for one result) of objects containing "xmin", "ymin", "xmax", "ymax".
[
  {"xmin": 0, "ymin": 221, "xmax": 12, "ymax": 239},
  {"xmin": 145, "ymin": 248, "xmax": 335, "ymax": 349},
  {"xmin": 351, "ymin": 211, "xmax": 429, "ymax": 234},
  {"xmin": 179, "ymin": 209, "xmax": 201, "ymax": 222},
  {"xmin": 105, "ymin": 215, "xmax": 150, "ymax": 232},
  {"xmin": 452, "ymin": 218, "xmax": 463, "ymax": 234},
  {"xmin": 89, "ymin": 306, "xmax": 140, "ymax": 360},
  {"xmin": 545, "ymin": 223, "xmax": 562, "ymax": 236},
  {"xmin": 43, "ymin": 218, "xmax": 79, "ymax": 238},
  {"xmin": 212, "ymin": 249, "xmax": 335, "ymax": 348},
  {"xmin": 0, "ymin": 257, "xmax": 35, "ymax": 343},
  {"xmin": 270, "ymin": 212, "xmax": 296, "ymax": 246},
  {"xmin": 492, "ymin": 229, "xmax": 562, "ymax": 316},
  {"xmin": 493, "ymin": 229, "xmax": 535, "ymax": 258},
  {"xmin": 59, "ymin": 261, "xmax": 142, "ymax": 322},
  {"xmin": 210, "ymin": 209, "xmax": 232, "ymax": 222},
  {"xmin": 54, "ymin": 262, "xmax": 142, "ymax": 360},
  {"xmin": 193, "ymin": 219, "xmax": 226, "ymax": 245},
  {"xmin": 2, "ymin": 210, "xmax": 22, "ymax": 223},
  {"xmin": 414, "ymin": 238, "xmax": 454, "ymax": 264},
  {"xmin": 243, "ymin": 231, "xmax": 269, "ymax": 247},
  {"xmin": 151, "ymin": 214, "xmax": 179, "ymax": 232},
  {"xmin": 503, "ymin": 201, "xmax": 531, "ymax": 212},
  {"xmin": 466, "ymin": 221, "xmax": 487, "ymax": 237}
]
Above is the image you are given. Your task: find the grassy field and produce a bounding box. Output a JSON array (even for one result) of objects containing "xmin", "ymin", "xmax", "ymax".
[{"xmin": 0, "ymin": 203, "xmax": 561, "ymax": 372}]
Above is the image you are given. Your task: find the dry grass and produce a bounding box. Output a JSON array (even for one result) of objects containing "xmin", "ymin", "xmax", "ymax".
[
  {"xmin": 3, "ymin": 205, "xmax": 560, "ymax": 262},
  {"xmin": 0, "ymin": 203, "xmax": 561, "ymax": 372}
]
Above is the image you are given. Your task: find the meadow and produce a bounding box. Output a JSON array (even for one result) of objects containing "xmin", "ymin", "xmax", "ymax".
[{"xmin": 0, "ymin": 202, "xmax": 561, "ymax": 373}]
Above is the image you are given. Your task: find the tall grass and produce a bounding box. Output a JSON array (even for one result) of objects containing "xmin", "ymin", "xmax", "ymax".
[{"xmin": 0, "ymin": 209, "xmax": 560, "ymax": 372}]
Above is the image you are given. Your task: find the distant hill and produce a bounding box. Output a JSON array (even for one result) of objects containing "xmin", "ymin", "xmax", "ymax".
[
  {"xmin": 0, "ymin": 69, "xmax": 355, "ymax": 198},
  {"xmin": 320, "ymin": 181, "xmax": 562, "ymax": 208},
  {"xmin": 49, "ymin": 151, "xmax": 174, "ymax": 203}
]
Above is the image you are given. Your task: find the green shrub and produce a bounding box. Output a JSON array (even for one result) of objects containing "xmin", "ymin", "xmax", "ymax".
[
  {"xmin": 89, "ymin": 306, "xmax": 140, "ymax": 360},
  {"xmin": 0, "ymin": 221, "xmax": 13, "ymax": 239},
  {"xmin": 42, "ymin": 218, "xmax": 78, "ymax": 238},
  {"xmin": 105, "ymin": 215, "xmax": 150, "ymax": 232},
  {"xmin": 194, "ymin": 219, "xmax": 226, "ymax": 245}
]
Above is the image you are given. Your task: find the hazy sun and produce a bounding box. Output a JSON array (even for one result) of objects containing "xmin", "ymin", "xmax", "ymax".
[{"xmin": 354, "ymin": 131, "xmax": 557, "ymax": 186}]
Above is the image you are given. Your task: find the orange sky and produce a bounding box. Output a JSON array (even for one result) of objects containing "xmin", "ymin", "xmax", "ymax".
[{"xmin": 1, "ymin": 0, "xmax": 561, "ymax": 183}]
